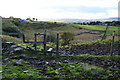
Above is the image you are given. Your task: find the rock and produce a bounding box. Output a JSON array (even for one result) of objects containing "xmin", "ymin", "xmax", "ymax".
[
  {"xmin": 10, "ymin": 56, "xmax": 19, "ymax": 59},
  {"xmin": 20, "ymin": 46, "xmax": 27, "ymax": 49},
  {"xmin": 82, "ymin": 65, "xmax": 96, "ymax": 69},
  {"xmin": 2, "ymin": 42, "xmax": 29, "ymax": 54},
  {"xmin": 70, "ymin": 65, "xmax": 75, "ymax": 67},
  {"xmin": 82, "ymin": 65, "xmax": 99, "ymax": 73},
  {"xmin": 58, "ymin": 62, "xmax": 61, "ymax": 64},
  {"xmin": 13, "ymin": 73, "xmax": 17, "ymax": 75},
  {"xmin": 27, "ymin": 74, "xmax": 32, "ymax": 76},
  {"xmin": 23, "ymin": 70, "xmax": 29, "ymax": 73},
  {"xmin": 11, "ymin": 45, "xmax": 18, "ymax": 48},
  {"xmin": 45, "ymin": 62, "xmax": 49, "ymax": 64},
  {"xmin": 63, "ymin": 60, "xmax": 68, "ymax": 63},
  {"xmin": 14, "ymin": 47, "xmax": 23, "ymax": 52},
  {"xmin": 55, "ymin": 71, "xmax": 59, "ymax": 74},
  {"xmin": 47, "ymin": 48, "xmax": 53, "ymax": 52},
  {"xmin": 5, "ymin": 42, "xmax": 15, "ymax": 44},
  {"xmin": 16, "ymin": 59, "xmax": 23, "ymax": 64}
]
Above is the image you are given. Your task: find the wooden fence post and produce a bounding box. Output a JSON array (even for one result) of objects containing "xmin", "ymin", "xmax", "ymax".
[
  {"xmin": 44, "ymin": 33, "xmax": 47, "ymax": 55},
  {"xmin": 34, "ymin": 33, "xmax": 37, "ymax": 51},
  {"xmin": 110, "ymin": 31, "xmax": 115, "ymax": 56},
  {"xmin": 56, "ymin": 33, "xmax": 59, "ymax": 55},
  {"xmin": 22, "ymin": 34, "xmax": 26, "ymax": 43},
  {"xmin": 101, "ymin": 25, "xmax": 109, "ymax": 40}
]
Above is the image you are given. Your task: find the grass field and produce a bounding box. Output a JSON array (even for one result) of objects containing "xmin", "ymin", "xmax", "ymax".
[
  {"xmin": 69, "ymin": 24, "xmax": 120, "ymax": 36},
  {"xmin": 72, "ymin": 33, "xmax": 100, "ymax": 44},
  {"xmin": 2, "ymin": 19, "xmax": 120, "ymax": 44},
  {"xmin": 2, "ymin": 24, "xmax": 119, "ymax": 44},
  {"xmin": 51, "ymin": 26, "xmax": 77, "ymax": 31}
]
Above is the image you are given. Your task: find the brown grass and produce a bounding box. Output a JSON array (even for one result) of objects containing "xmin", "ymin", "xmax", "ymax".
[{"xmin": 71, "ymin": 33, "xmax": 101, "ymax": 44}]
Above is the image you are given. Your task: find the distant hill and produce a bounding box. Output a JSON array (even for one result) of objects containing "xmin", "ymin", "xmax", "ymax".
[{"xmin": 44, "ymin": 17, "xmax": 119, "ymax": 23}]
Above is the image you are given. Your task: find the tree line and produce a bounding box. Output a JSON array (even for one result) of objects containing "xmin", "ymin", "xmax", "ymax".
[{"xmin": 73, "ymin": 21, "xmax": 120, "ymax": 26}]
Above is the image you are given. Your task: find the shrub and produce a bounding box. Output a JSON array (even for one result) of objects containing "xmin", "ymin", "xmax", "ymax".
[
  {"xmin": 12, "ymin": 18, "xmax": 21, "ymax": 26},
  {"xmin": 2, "ymin": 21, "xmax": 21, "ymax": 37},
  {"xmin": 46, "ymin": 34, "xmax": 56, "ymax": 43},
  {"xmin": 60, "ymin": 31, "xmax": 75, "ymax": 46},
  {"xmin": 3, "ymin": 25, "xmax": 20, "ymax": 33}
]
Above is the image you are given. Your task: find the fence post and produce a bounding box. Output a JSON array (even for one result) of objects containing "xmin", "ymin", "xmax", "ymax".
[
  {"xmin": 56, "ymin": 33, "xmax": 59, "ymax": 55},
  {"xmin": 110, "ymin": 31, "xmax": 115, "ymax": 56},
  {"xmin": 44, "ymin": 33, "xmax": 47, "ymax": 55},
  {"xmin": 101, "ymin": 25, "xmax": 109, "ymax": 40},
  {"xmin": 22, "ymin": 34, "xmax": 26, "ymax": 43},
  {"xmin": 34, "ymin": 33, "xmax": 37, "ymax": 51}
]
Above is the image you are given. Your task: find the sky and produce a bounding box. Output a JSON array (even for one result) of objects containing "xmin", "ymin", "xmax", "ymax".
[{"xmin": 0, "ymin": 0, "xmax": 119, "ymax": 20}]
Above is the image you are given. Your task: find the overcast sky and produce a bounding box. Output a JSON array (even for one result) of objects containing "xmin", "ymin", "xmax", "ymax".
[{"xmin": 0, "ymin": 0, "xmax": 119, "ymax": 20}]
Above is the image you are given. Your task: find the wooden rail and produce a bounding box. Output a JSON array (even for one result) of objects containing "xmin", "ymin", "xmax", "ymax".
[{"xmin": 1, "ymin": 32, "xmax": 60, "ymax": 55}]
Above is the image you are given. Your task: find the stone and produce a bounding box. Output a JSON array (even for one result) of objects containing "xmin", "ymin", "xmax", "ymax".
[
  {"xmin": 11, "ymin": 45, "xmax": 18, "ymax": 48},
  {"xmin": 47, "ymin": 48, "xmax": 53, "ymax": 52},
  {"xmin": 70, "ymin": 65, "xmax": 75, "ymax": 67},
  {"xmin": 16, "ymin": 59, "xmax": 23, "ymax": 64},
  {"xmin": 27, "ymin": 74, "xmax": 32, "ymax": 76},
  {"xmin": 63, "ymin": 60, "xmax": 68, "ymax": 63},
  {"xmin": 55, "ymin": 71, "xmax": 59, "ymax": 74},
  {"xmin": 45, "ymin": 62, "xmax": 49, "ymax": 64},
  {"xmin": 82, "ymin": 65, "xmax": 96, "ymax": 69},
  {"xmin": 14, "ymin": 47, "xmax": 23, "ymax": 52},
  {"xmin": 23, "ymin": 70, "xmax": 29, "ymax": 73}
]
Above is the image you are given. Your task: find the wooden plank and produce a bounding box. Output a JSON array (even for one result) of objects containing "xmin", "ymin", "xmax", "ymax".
[
  {"xmin": 24, "ymin": 41, "xmax": 43, "ymax": 44},
  {"xmin": 1, "ymin": 33, "xmax": 23, "ymax": 35},
  {"xmin": 35, "ymin": 33, "xmax": 45, "ymax": 35}
]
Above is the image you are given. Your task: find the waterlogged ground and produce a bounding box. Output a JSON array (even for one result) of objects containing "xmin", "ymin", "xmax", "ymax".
[{"xmin": 2, "ymin": 50, "xmax": 120, "ymax": 79}]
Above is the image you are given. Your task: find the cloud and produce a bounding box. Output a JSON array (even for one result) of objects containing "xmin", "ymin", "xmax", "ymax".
[
  {"xmin": 107, "ymin": 9, "xmax": 118, "ymax": 18},
  {"xmin": 0, "ymin": 0, "xmax": 119, "ymax": 19},
  {"xmin": 43, "ymin": 0, "xmax": 119, "ymax": 8}
]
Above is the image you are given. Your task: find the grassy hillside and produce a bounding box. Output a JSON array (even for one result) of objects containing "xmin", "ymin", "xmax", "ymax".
[{"xmin": 2, "ymin": 19, "xmax": 120, "ymax": 44}]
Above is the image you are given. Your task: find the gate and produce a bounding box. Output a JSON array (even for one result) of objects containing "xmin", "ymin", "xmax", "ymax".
[{"xmin": 1, "ymin": 32, "xmax": 59, "ymax": 55}]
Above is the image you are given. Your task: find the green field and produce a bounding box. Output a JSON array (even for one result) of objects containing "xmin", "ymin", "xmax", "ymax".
[
  {"xmin": 51, "ymin": 26, "xmax": 77, "ymax": 31},
  {"xmin": 69, "ymin": 24, "xmax": 120, "ymax": 36}
]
